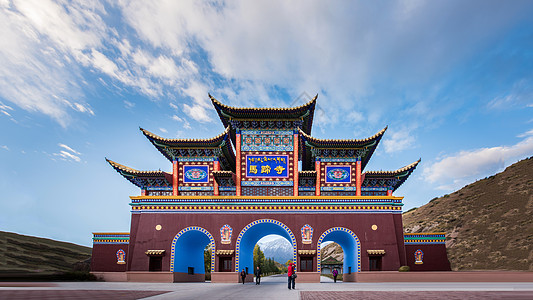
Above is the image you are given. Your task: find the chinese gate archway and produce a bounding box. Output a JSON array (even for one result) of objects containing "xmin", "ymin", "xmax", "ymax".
[{"xmin": 91, "ymin": 94, "xmax": 451, "ymax": 283}]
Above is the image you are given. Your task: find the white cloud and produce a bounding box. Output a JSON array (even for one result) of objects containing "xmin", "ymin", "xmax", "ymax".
[
  {"xmin": 183, "ymin": 104, "xmax": 211, "ymax": 123},
  {"xmin": 54, "ymin": 150, "xmax": 81, "ymax": 162},
  {"xmin": 123, "ymin": 100, "xmax": 135, "ymax": 109},
  {"xmin": 58, "ymin": 143, "xmax": 80, "ymax": 155},
  {"xmin": 159, "ymin": 128, "xmax": 168, "ymax": 133},
  {"xmin": 487, "ymin": 79, "xmax": 533, "ymax": 110},
  {"xmin": 54, "ymin": 143, "xmax": 81, "ymax": 162},
  {"xmin": 423, "ymin": 129, "xmax": 533, "ymax": 190},
  {"xmin": 382, "ymin": 127, "xmax": 417, "ymax": 153},
  {"xmin": 172, "ymin": 114, "xmax": 192, "ymax": 130},
  {"xmin": 1, "ymin": 0, "xmax": 532, "ymax": 128},
  {"xmin": 1, "ymin": 145, "xmax": 9, "ymax": 151},
  {"xmin": 0, "ymin": 0, "xmax": 103, "ymax": 126}
]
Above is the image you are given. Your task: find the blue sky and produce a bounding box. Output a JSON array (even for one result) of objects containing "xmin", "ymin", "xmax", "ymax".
[{"xmin": 1, "ymin": 0, "xmax": 532, "ymax": 247}]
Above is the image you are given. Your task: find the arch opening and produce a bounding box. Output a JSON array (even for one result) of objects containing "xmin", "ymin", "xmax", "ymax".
[
  {"xmin": 170, "ymin": 227, "xmax": 215, "ymax": 276},
  {"xmin": 319, "ymin": 241, "xmax": 344, "ymax": 276},
  {"xmin": 236, "ymin": 219, "xmax": 296, "ymax": 273},
  {"xmin": 317, "ymin": 227, "xmax": 360, "ymax": 274}
]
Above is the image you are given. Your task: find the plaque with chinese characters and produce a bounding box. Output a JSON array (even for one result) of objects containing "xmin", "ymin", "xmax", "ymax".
[{"xmin": 245, "ymin": 155, "xmax": 289, "ymax": 178}]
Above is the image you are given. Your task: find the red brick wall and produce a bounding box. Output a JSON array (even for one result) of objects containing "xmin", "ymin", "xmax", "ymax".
[
  {"xmin": 91, "ymin": 244, "xmax": 128, "ymax": 272},
  {"xmin": 405, "ymin": 244, "xmax": 451, "ymax": 271}
]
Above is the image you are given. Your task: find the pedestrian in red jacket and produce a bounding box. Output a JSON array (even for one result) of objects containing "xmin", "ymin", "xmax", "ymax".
[{"xmin": 287, "ymin": 262, "xmax": 296, "ymax": 290}]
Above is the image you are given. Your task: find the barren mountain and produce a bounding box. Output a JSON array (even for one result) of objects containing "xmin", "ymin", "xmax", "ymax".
[
  {"xmin": 403, "ymin": 157, "xmax": 533, "ymax": 271},
  {"xmin": 0, "ymin": 231, "xmax": 91, "ymax": 274}
]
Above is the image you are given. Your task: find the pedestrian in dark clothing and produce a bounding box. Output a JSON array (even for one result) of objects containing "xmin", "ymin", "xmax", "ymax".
[
  {"xmin": 287, "ymin": 262, "xmax": 296, "ymax": 290},
  {"xmin": 255, "ymin": 266, "xmax": 262, "ymax": 285},
  {"xmin": 332, "ymin": 268, "xmax": 338, "ymax": 283},
  {"xmin": 240, "ymin": 269, "xmax": 246, "ymax": 284}
]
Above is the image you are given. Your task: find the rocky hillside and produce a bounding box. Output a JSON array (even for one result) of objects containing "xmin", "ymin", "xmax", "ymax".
[
  {"xmin": 0, "ymin": 231, "xmax": 92, "ymax": 274},
  {"xmin": 321, "ymin": 242, "xmax": 344, "ymax": 263},
  {"xmin": 403, "ymin": 157, "xmax": 533, "ymax": 271}
]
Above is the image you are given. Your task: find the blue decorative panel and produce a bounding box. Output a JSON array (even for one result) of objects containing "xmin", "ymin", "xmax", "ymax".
[
  {"xmin": 325, "ymin": 165, "xmax": 351, "ymax": 183},
  {"xmin": 183, "ymin": 165, "xmax": 209, "ymax": 183},
  {"xmin": 245, "ymin": 155, "xmax": 289, "ymax": 178},
  {"xmin": 361, "ymin": 187, "xmax": 388, "ymax": 191},
  {"xmin": 145, "ymin": 187, "xmax": 173, "ymax": 191},
  {"xmin": 321, "ymin": 186, "xmax": 357, "ymax": 191},
  {"xmin": 178, "ymin": 186, "xmax": 213, "ymax": 191},
  {"xmin": 241, "ymin": 180, "xmax": 293, "ymax": 186},
  {"xmin": 298, "ymin": 187, "xmax": 316, "ymax": 191},
  {"xmin": 177, "ymin": 157, "xmax": 215, "ymax": 162},
  {"xmin": 219, "ymin": 187, "xmax": 236, "ymax": 191},
  {"xmin": 241, "ymin": 130, "xmax": 293, "ymax": 151},
  {"xmin": 320, "ymin": 158, "xmax": 359, "ymax": 162}
]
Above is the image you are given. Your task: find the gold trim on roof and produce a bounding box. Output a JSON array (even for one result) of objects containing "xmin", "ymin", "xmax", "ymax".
[
  {"xmin": 299, "ymin": 126, "xmax": 387, "ymax": 144},
  {"xmin": 298, "ymin": 250, "xmax": 316, "ymax": 255},
  {"xmin": 106, "ymin": 159, "xmax": 170, "ymax": 176},
  {"xmin": 364, "ymin": 159, "xmax": 421, "ymax": 176},
  {"xmin": 209, "ymin": 94, "xmax": 317, "ymax": 113},
  {"xmin": 140, "ymin": 126, "xmax": 230, "ymax": 144},
  {"xmin": 367, "ymin": 250, "xmax": 386, "ymax": 255},
  {"xmin": 145, "ymin": 250, "xmax": 166, "ymax": 255},
  {"xmin": 215, "ymin": 250, "xmax": 235, "ymax": 256}
]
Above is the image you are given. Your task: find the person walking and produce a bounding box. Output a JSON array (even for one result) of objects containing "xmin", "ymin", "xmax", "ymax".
[
  {"xmin": 255, "ymin": 266, "xmax": 262, "ymax": 285},
  {"xmin": 332, "ymin": 268, "xmax": 338, "ymax": 283},
  {"xmin": 287, "ymin": 262, "xmax": 296, "ymax": 290},
  {"xmin": 240, "ymin": 268, "xmax": 246, "ymax": 284}
]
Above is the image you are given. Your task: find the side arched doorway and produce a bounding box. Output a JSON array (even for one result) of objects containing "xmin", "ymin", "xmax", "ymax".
[
  {"xmin": 317, "ymin": 227, "xmax": 361, "ymax": 282},
  {"xmin": 235, "ymin": 219, "xmax": 297, "ymax": 279},
  {"xmin": 170, "ymin": 226, "xmax": 215, "ymax": 282}
]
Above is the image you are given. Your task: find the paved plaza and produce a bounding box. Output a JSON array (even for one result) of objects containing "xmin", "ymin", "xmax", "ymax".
[{"xmin": 1, "ymin": 275, "xmax": 533, "ymax": 299}]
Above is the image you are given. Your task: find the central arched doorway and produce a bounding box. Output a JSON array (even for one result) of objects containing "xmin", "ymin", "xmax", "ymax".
[
  {"xmin": 170, "ymin": 226, "xmax": 215, "ymax": 282},
  {"xmin": 235, "ymin": 219, "xmax": 296, "ymax": 274},
  {"xmin": 317, "ymin": 227, "xmax": 361, "ymax": 281}
]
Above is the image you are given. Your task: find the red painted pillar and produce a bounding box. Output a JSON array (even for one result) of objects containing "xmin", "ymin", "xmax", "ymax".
[
  {"xmin": 356, "ymin": 160, "xmax": 362, "ymax": 196},
  {"xmin": 213, "ymin": 160, "xmax": 220, "ymax": 196},
  {"xmin": 387, "ymin": 189, "xmax": 392, "ymax": 197},
  {"xmin": 173, "ymin": 160, "xmax": 179, "ymax": 196},
  {"xmin": 315, "ymin": 160, "xmax": 321, "ymax": 196},
  {"xmin": 236, "ymin": 133, "xmax": 241, "ymax": 196},
  {"xmin": 293, "ymin": 133, "xmax": 299, "ymax": 196},
  {"xmin": 141, "ymin": 189, "xmax": 147, "ymax": 196}
]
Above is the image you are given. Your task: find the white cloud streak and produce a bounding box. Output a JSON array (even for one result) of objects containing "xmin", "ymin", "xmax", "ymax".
[
  {"xmin": 423, "ymin": 129, "xmax": 533, "ymax": 190},
  {"xmin": 54, "ymin": 143, "xmax": 81, "ymax": 162}
]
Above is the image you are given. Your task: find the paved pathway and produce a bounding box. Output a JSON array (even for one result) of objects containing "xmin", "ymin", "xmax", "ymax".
[{"xmin": 1, "ymin": 275, "xmax": 532, "ymax": 299}]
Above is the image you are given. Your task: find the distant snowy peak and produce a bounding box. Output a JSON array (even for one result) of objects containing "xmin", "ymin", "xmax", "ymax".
[{"xmin": 257, "ymin": 237, "xmax": 293, "ymax": 264}]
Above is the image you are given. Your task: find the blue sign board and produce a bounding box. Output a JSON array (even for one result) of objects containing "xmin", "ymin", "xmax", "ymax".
[
  {"xmin": 183, "ymin": 165, "xmax": 210, "ymax": 183},
  {"xmin": 245, "ymin": 155, "xmax": 289, "ymax": 178},
  {"xmin": 325, "ymin": 165, "xmax": 351, "ymax": 183}
]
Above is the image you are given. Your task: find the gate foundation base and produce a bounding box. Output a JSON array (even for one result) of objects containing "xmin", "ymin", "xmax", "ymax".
[
  {"xmin": 126, "ymin": 272, "xmax": 205, "ymax": 282},
  {"xmin": 343, "ymin": 272, "xmax": 356, "ymax": 282},
  {"xmin": 211, "ymin": 272, "xmax": 240, "ymax": 283},
  {"xmin": 296, "ymin": 272, "xmax": 321, "ymax": 283}
]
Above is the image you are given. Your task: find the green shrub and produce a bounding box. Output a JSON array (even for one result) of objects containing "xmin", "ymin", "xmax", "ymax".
[{"xmin": 398, "ymin": 266, "xmax": 410, "ymax": 272}]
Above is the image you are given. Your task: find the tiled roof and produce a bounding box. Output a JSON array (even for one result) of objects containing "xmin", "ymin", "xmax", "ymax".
[{"xmin": 106, "ymin": 158, "xmax": 172, "ymax": 188}]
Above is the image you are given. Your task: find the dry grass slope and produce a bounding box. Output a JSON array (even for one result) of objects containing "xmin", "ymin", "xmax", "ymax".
[
  {"xmin": 0, "ymin": 231, "xmax": 91, "ymax": 274},
  {"xmin": 403, "ymin": 157, "xmax": 533, "ymax": 271}
]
